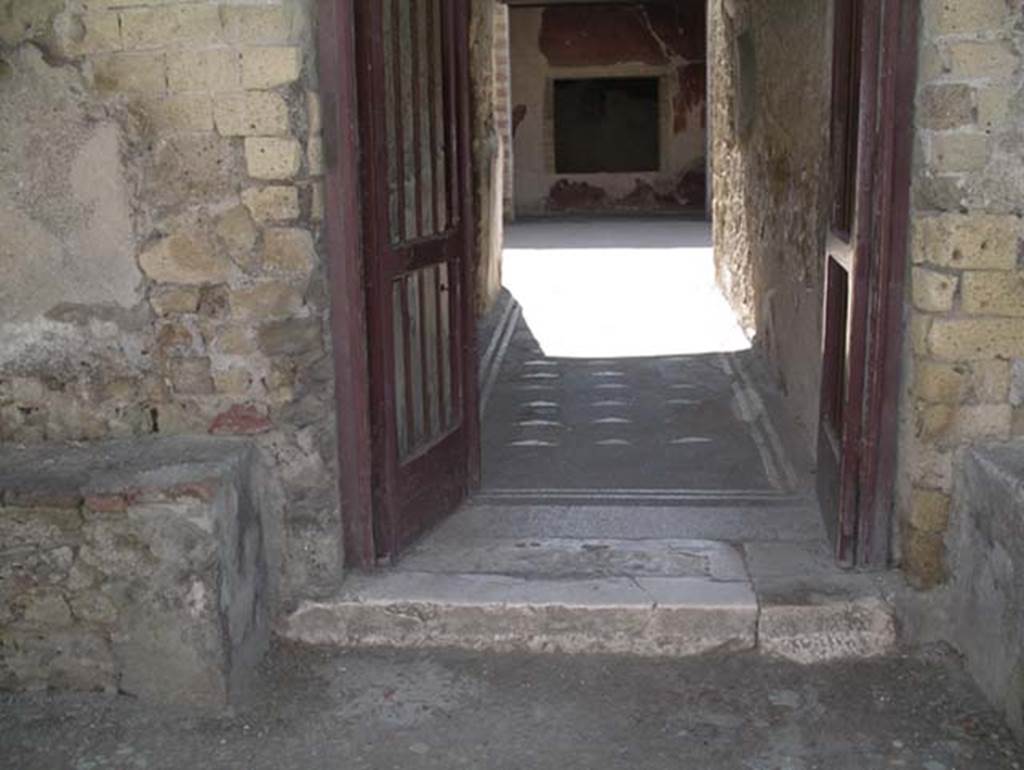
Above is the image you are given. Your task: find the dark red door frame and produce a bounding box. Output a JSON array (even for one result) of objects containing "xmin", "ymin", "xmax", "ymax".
[
  {"xmin": 318, "ymin": 0, "xmax": 480, "ymax": 569},
  {"xmin": 854, "ymin": 0, "xmax": 920, "ymax": 566},
  {"xmin": 318, "ymin": 0, "xmax": 375, "ymax": 568},
  {"xmin": 825, "ymin": 0, "xmax": 919, "ymax": 567}
]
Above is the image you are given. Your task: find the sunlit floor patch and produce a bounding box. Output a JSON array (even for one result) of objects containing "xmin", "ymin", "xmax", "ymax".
[{"xmin": 502, "ymin": 219, "xmax": 751, "ymax": 359}]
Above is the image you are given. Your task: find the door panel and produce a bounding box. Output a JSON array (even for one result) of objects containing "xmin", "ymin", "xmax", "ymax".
[
  {"xmin": 817, "ymin": 0, "xmax": 917, "ymax": 567},
  {"xmin": 356, "ymin": 0, "xmax": 473, "ymax": 559},
  {"xmin": 817, "ymin": 0, "xmax": 875, "ymax": 564}
]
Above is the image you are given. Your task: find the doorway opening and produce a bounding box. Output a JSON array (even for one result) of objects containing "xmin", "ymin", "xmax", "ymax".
[
  {"xmin": 470, "ymin": 1, "xmax": 805, "ymax": 513},
  {"xmin": 324, "ymin": 0, "xmax": 917, "ymax": 592}
]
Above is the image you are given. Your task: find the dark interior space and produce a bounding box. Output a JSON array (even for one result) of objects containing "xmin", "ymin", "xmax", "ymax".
[{"xmin": 554, "ymin": 77, "xmax": 660, "ymax": 174}]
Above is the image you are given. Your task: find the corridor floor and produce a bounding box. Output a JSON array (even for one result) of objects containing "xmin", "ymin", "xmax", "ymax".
[{"xmin": 479, "ymin": 218, "xmax": 799, "ymax": 505}]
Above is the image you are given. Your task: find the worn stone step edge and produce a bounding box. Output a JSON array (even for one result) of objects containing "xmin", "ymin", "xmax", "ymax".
[
  {"xmin": 281, "ymin": 572, "xmax": 758, "ymax": 657},
  {"xmin": 279, "ymin": 572, "xmax": 898, "ymax": 661}
]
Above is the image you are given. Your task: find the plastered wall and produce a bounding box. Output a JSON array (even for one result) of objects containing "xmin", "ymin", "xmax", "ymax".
[
  {"xmin": 709, "ymin": 0, "xmax": 832, "ymax": 451},
  {"xmin": 510, "ymin": 2, "xmax": 708, "ymax": 216}
]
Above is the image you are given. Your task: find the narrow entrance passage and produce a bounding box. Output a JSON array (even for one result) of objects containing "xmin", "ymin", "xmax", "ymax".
[
  {"xmin": 479, "ymin": 218, "xmax": 795, "ymax": 504},
  {"xmin": 285, "ymin": 217, "xmax": 898, "ymax": 660}
]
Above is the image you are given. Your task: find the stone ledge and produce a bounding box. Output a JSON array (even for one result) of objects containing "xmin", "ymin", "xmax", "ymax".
[
  {"xmin": 0, "ymin": 437, "xmax": 282, "ymax": 706},
  {"xmin": 949, "ymin": 441, "xmax": 1024, "ymax": 737}
]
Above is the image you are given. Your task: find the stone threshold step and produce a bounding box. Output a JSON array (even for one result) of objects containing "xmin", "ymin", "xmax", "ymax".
[{"xmin": 281, "ymin": 570, "xmax": 898, "ymax": 663}]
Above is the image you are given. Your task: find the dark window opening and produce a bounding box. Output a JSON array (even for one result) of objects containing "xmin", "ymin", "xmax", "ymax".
[{"xmin": 554, "ymin": 77, "xmax": 660, "ymax": 174}]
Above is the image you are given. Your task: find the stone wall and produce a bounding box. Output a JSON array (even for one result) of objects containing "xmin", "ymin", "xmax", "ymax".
[
  {"xmin": 493, "ymin": 3, "xmax": 514, "ymax": 221},
  {"xmin": 0, "ymin": 438, "xmax": 281, "ymax": 704},
  {"xmin": 471, "ymin": 0, "xmax": 504, "ymax": 316},
  {"xmin": 709, "ymin": 0, "xmax": 832, "ymax": 449},
  {"xmin": 898, "ymin": 0, "xmax": 1024, "ymax": 588},
  {"xmin": 947, "ymin": 442, "xmax": 1024, "ymax": 737},
  {"xmin": 510, "ymin": 2, "xmax": 707, "ymax": 216},
  {"xmin": 0, "ymin": 0, "xmax": 341, "ymax": 598}
]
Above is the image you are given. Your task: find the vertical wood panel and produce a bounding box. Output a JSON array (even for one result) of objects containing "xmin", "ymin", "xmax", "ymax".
[
  {"xmin": 398, "ymin": 0, "xmax": 417, "ymax": 240},
  {"xmin": 439, "ymin": 261, "xmax": 452, "ymax": 429},
  {"xmin": 392, "ymin": 280, "xmax": 408, "ymax": 457},
  {"xmin": 422, "ymin": 265, "xmax": 441, "ymax": 437}
]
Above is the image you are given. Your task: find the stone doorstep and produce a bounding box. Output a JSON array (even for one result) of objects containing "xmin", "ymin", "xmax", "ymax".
[{"xmin": 280, "ymin": 561, "xmax": 898, "ymax": 663}]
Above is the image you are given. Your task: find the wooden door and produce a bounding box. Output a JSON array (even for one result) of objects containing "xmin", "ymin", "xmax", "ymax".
[
  {"xmin": 355, "ymin": 0, "xmax": 478, "ymax": 559},
  {"xmin": 817, "ymin": 0, "xmax": 918, "ymax": 566}
]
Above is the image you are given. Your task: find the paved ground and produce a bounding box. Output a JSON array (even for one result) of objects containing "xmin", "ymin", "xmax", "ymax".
[
  {"xmin": 480, "ymin": 218, "xmax": 798, "ymax": 504},
  {"xmin": 1, "ymin": 644, "xmax": 1021, "ymax": 769}
]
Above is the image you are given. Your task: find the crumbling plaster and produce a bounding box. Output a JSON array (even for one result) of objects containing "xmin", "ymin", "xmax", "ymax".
[
  {"xmin": 709, "ymin": 0, "xmax": 832, "ymax": 450},
  {"xmin": 0, "ymin": 0, "xmax": 341, "ymax": 599}
]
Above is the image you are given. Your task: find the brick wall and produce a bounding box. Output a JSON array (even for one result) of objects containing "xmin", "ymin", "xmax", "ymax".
[
  {"xmin": 0, "ymin": 0, "xmax": 341, "ymax": 597},
  {"xmin": 900, "ymin": 0, "xmax": 1024, "ymax": 587}
]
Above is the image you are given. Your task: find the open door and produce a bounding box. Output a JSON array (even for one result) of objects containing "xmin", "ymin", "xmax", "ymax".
[
  {"xmin": 817, "ymin": 0, "xmax": 918, "ymax": 566},
  {"xmin": 355, "ymin": 0, "xmax": 478, "ymax": 560}
]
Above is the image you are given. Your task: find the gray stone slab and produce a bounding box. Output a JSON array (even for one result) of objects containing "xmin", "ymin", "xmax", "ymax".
[
  {"xmin": 282, "ymin": 571, "xmax": 757, "ymax": 657},
  {"xmin": 743, "ymin": 540, "xmax": 841, "ymax": 580},
  {"xmin": 430, "ymin": 501, "xmax": 826, "ymax": 542},
  {"xmin": 399, "ymin": 536, "xmax": 749, "ymax": 581},
  {"xmin": 756, "ymin": 575, "xmax": 897, "ymax": 664},
  {"xmin": 949, "ymin": 442, "xmax": 1024, "ymax": 737}
]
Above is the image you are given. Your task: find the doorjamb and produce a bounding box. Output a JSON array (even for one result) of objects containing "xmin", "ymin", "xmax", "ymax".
[
  {"xmin": 854, "ymin": 0, "xmax": 919, "ymax": 566},
  {"xmin": 318, "ymin": 0, "xmax": 375, "ymax": 568},
  {"xmin": 833, "ymin": 0, "xmax": 919, "ymax": 567}
]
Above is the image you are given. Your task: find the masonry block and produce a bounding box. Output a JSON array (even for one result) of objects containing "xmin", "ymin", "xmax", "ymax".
[
  {"xmin": 929, "ymin": 317, "xmax": 1024, "ymax": 360},
  {"xmin": 242, "ymin": 185, "xmax": 300, "ymax": 222},
  {"xmin": 241, "ymin": 46, "xmax": 302, "ymax": 89},
  {"xmin": 946, "ymin": 40, "xmax": 1019, "ymax": 80},
  {"xmin": 120, "ymin": 5, "xmax": 223, "ymax": 50},
  {"xmin": 215, "ymin": 91, "xmax": 290, "ymax": 137},
  {"xmin": 902, "ymin": 525, "xmax": 946, "ymax": 588},
  {"xmin": 166, "ymin": 49, "xmax": 241, "ymax": 93},
  {"xmin": 139, "ymin": 94, "xmax": 213, "ymax": 132},
  {"xmin": 976, "ymin": 84, "xmax": 1015, "ymax": 132},
  {"xmin": 913, "ymin": 214, "xmax": 1020, "ymax": 270},
  {"xmin": 229, "ymin": 281, "xmax": 304, "ymax": 320},
  {"xmin": 962, "ymin": 271, "xmax": 1024, "ymax": 316},
  {"xmin": 92, "ymin": 52, "xmax": 166, "ymax": 94},
  {"xmin": 930, "ymin": 132, "xmax": 991, "ymax": 174},
  {"xmin": 306, "ymin": 137, "xmax": 324, "ymax": 175},
  {"xmin": 908, "ymin": 487, "xmax": 952, "ymax": 534},
  {"xmin": 245, "ymin": 137, "xmax": 302, "ymax": 179},
  {"xmin": 918, "ymin": 83, "xmax": 975, "ymax": 130},
  {"xmin": 150, "ymin": 286, "xmax": 201, "ymax": 316},
  {"xmin": 261, "ymin": 228, "xmax": 316, "ymax": 275},
  {"xmin": 306, "ymin": 91, "xmax": 322, "ymax": 134},
  {"xmin": 221, "ymin": 5, "xmax": 293, "ymax": 45},
  {"xmin": 138, "ymin": 230, "xmax": 234, "ymax": 285},
  {"xmin": 0, "ymin": 438, "xmax": 282, "ymax": 705},
  {"xmin": 914, "ymin": 361, "xmax": 969, "ymax": 404},
  {"xmin": 925, "ymin": 0, "xmax": 1014, "ymax": 36},
  {"xmin": 912, "ymin": 266, "xmax": 958, "ymax": 312}
]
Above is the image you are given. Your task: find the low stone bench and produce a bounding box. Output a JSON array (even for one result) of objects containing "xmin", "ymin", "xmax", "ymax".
[
  {"xmin": 0, "ymin": 437, "xmax": 281, "ymax": 705},
  {"xmin": 950, "ymin": 441, "xmax": 1024, "ymax": 736}
]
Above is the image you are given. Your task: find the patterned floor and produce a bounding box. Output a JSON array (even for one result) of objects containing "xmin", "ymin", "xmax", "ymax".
[
  {"xmin": 478, "ymin": 219, "xmax": 796, "ymax": 506},
  {"xmin": 480, "ymin": 312, "xmax": 794, "ymax": 505}
]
